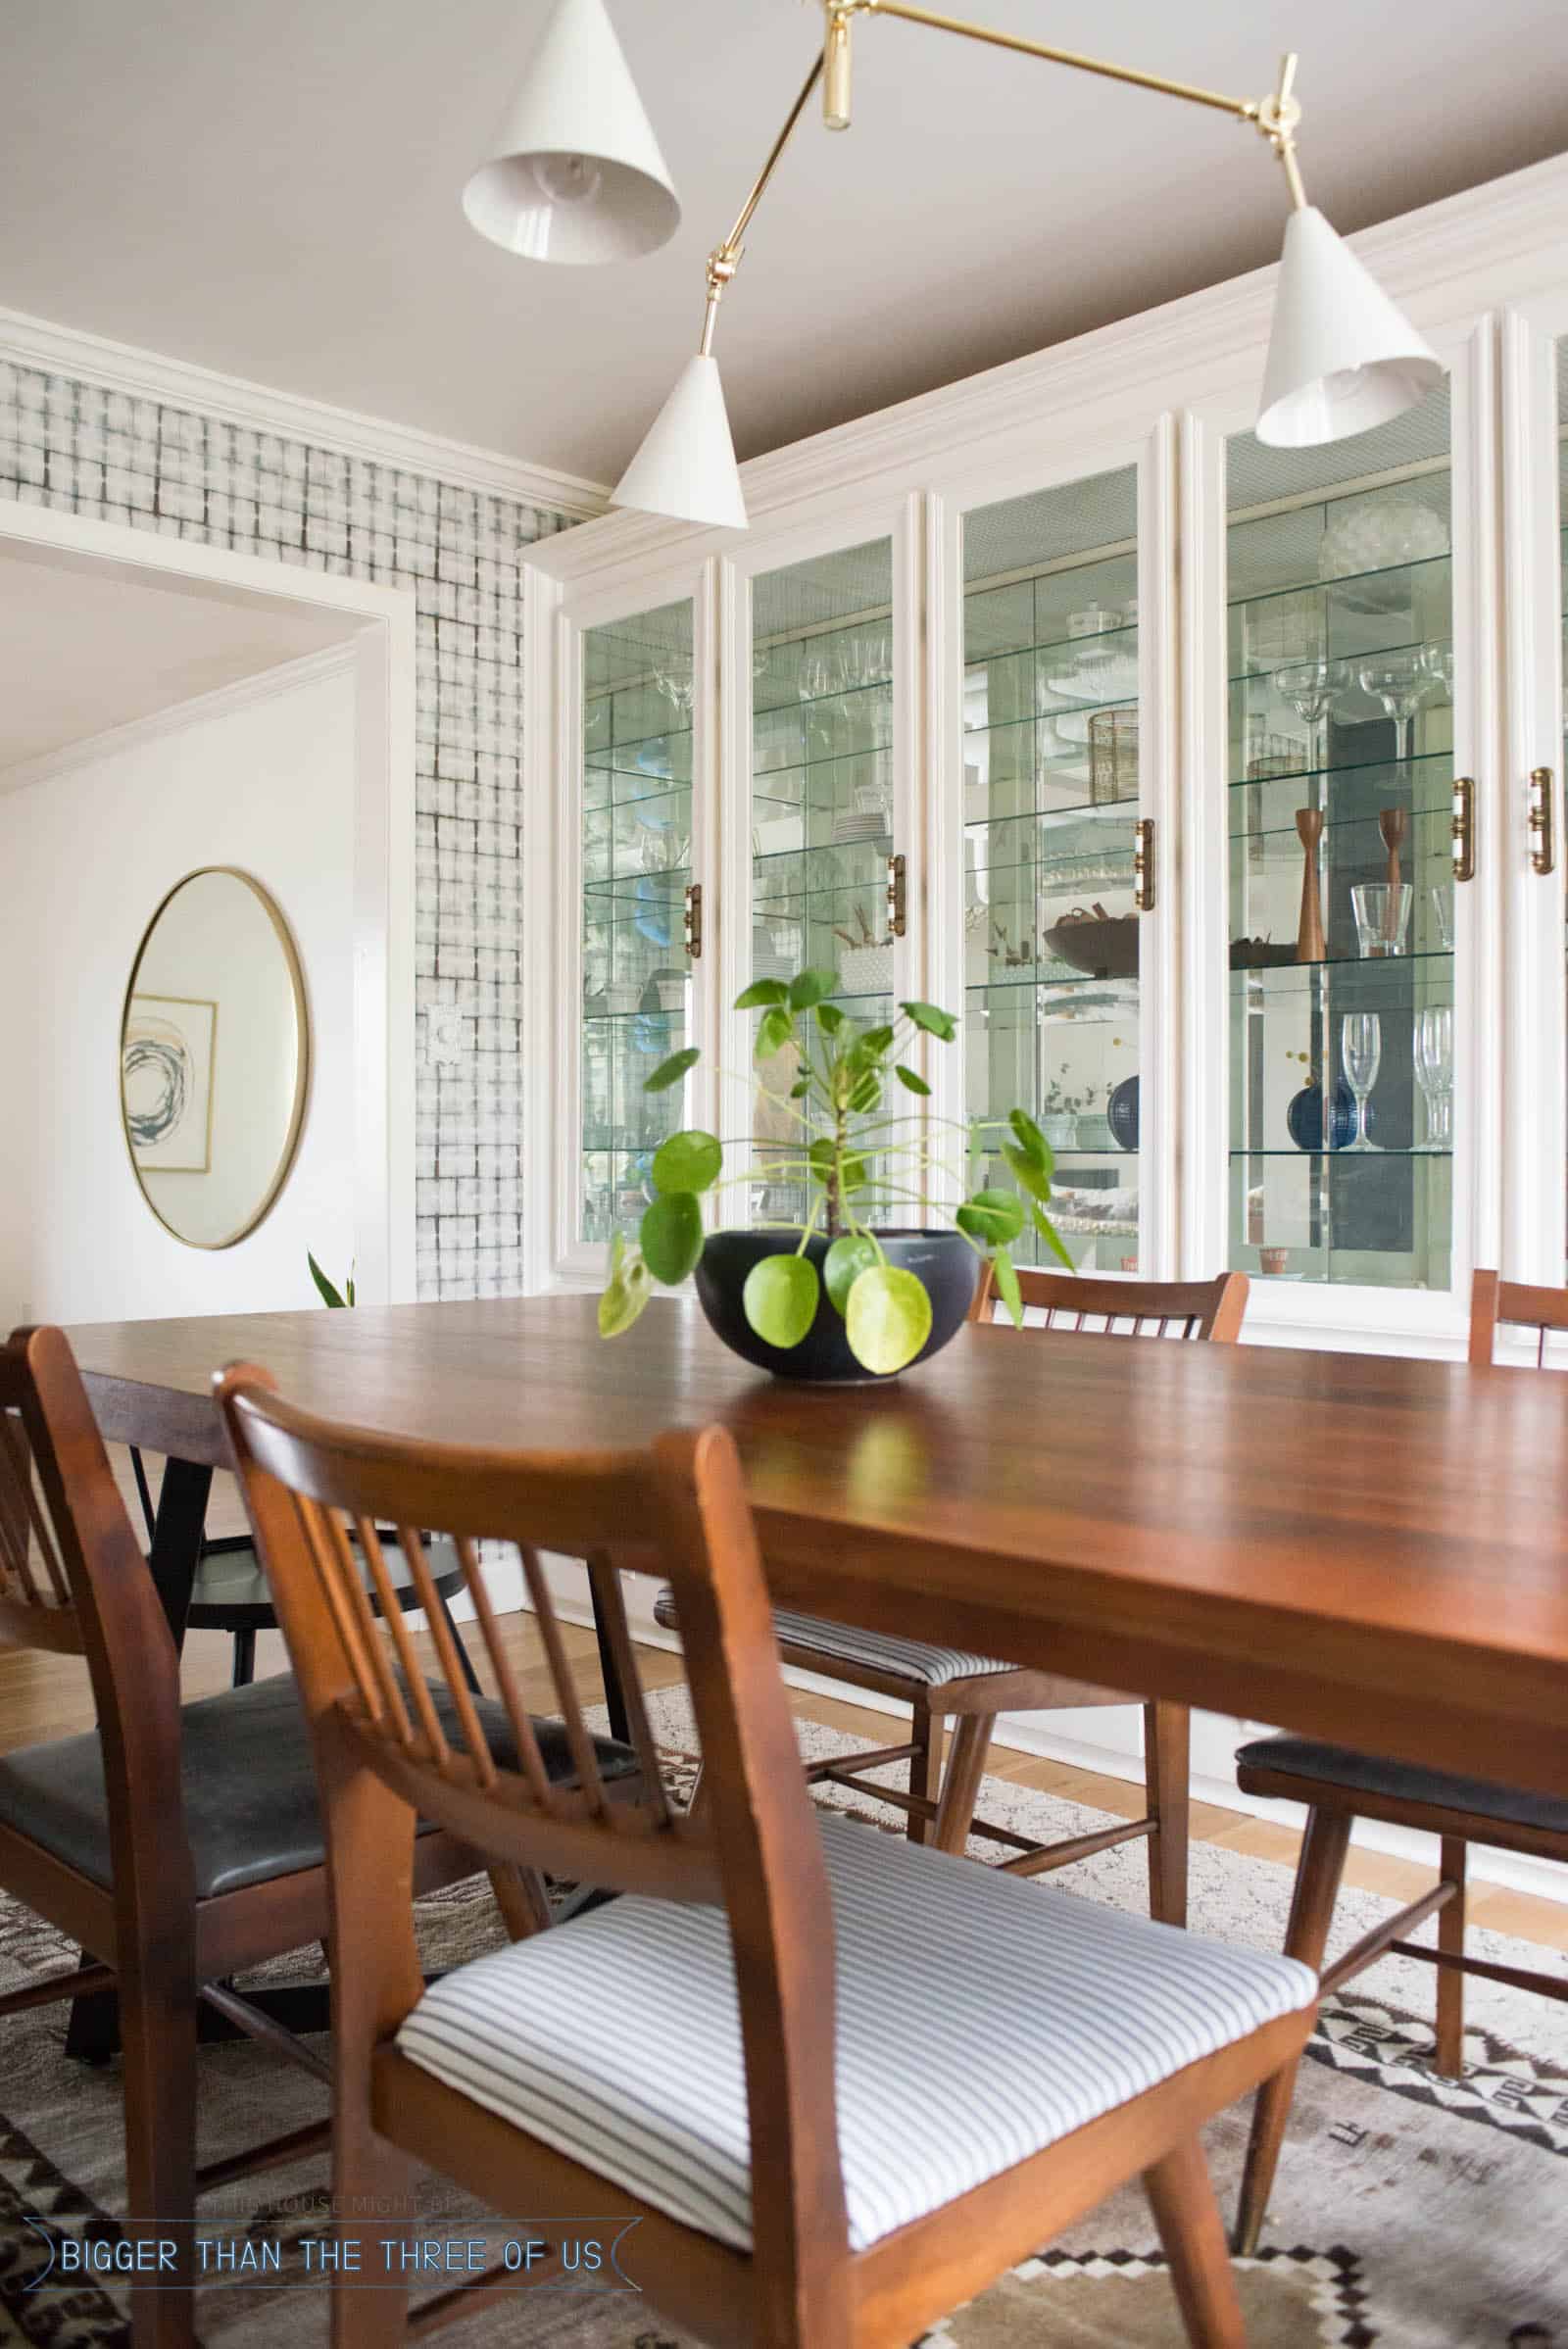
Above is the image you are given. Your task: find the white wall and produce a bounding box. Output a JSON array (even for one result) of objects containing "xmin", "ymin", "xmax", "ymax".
[{"xmin": 0, "ymin": 657, "xmax": 357, "ymax": 1324}]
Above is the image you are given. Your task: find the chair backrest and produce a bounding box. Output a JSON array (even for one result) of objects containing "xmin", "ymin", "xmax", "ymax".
[
  {"xmin": 0, "ymin": 1328, "xmax": 192, "ymax": 1917},
  {"xmin": 217, "ymin": 1365, "xmax": 851, "ymax": 2325},
  {"xmin": 1468, "ymin": 1267, "xmax": 1568, "ymax": 1366},
  {"xmin": 969, "ymin": 1266, "xmax": 1249, "ymax": 1343}
]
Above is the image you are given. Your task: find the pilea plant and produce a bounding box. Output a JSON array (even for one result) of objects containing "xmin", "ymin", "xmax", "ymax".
[{"xmin": 599, "ymin": 966, "xmax": 1071, "ymax": 1375}]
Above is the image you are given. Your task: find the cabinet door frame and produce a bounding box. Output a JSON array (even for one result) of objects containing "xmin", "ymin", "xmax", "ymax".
[
  {"xmin": 713, "ymin": 491, "xmax": 922, "ymax": 1191},
  {"xmin": 1499, "ymin": 294, "xmax": 1568, "ymax": 1292},
  {"xmin": 542, "ymin": 557, "xmax": 719, "ymax": 1287},
  {"xmin": 923, "ymin": 418, "xmax": 1180, "ymax": 1269},
  {"xmin": 1180, "ymin": 310, "xmax": 1499, "ymax": 1352}
]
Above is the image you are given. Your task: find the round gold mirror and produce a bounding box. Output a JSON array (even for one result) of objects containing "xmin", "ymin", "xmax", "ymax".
[{"xmin": 120, "ymin": 868, "xmax": 310, "ymax": 1250}]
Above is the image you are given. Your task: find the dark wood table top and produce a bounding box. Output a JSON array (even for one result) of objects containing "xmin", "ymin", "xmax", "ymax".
[{"xmin": 67, "ymin": 1294, "xmax": 1568, "ymax": 1799}]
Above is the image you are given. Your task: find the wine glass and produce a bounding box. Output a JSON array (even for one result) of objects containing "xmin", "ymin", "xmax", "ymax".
[
  {"xmin": 1341, "ymin": 1012, "xmax": 1382, "ymax": 1152},
  {"xmin": 1414, "ymin": 1005, "xmax": 1453, "ymax": 1149},
  {"xmin": 1420, "ymin": 642, "xmax": 1454, "ymax": 701},
  {"xmin": 1358, "ymin": 651, "xmax": 1433, "ymax": 760},
  {"xmin": 1272, "ymin": 660, "xmax": 1349, "ymax": 774}
]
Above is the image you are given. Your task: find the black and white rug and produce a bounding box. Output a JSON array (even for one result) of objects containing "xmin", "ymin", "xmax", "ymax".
[{"xmin": 0, "ymin": 1692, "xmax": 1560, "ymax": 2346}]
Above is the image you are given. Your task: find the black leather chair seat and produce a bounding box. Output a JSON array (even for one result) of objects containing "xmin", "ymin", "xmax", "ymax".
[
  {"xmin": 0, "ymin": 1675, "xmax": 639, "ymax": 1900},
  {"xmin": 1237, "ymin": 1735, "xmax": 1568, "ymax": 1839}
]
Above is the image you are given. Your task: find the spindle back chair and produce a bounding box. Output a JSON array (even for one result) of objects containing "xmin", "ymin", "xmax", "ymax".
[
  {"xmin": 220, "ymin": 1360, "xmax": 1313, "ymax": 2349},
  {"xmin": 971, "ymin": 1264, "xmax": 1250, "ymax": 1343},
  {"xmin": 0, "ymin": 1328, "xmax": 578, "ymax": 2349},
  {"xmin": 1231, "ymin": 1263, "xmax": 1568, "ymax": 2256}
]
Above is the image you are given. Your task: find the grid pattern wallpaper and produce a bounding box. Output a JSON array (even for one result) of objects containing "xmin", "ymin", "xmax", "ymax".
[{"xmin": 0, "ymin": 357, "xmax": 578, "ymax": 1300}]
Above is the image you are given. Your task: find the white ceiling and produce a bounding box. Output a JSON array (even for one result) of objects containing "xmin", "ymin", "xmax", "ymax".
[
  {"xmin": 0, "ymin": 549, "xmax": 359, "ymax": 777},
  {"xmin": 3, "ymin": 1, "xmax": 1566, "ymax": 490}
]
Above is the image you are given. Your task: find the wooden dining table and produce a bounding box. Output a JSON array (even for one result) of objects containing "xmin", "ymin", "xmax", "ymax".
[{"xmin": 63, "ymin": 1290, "xmax": 1568, "ymax": 1805}]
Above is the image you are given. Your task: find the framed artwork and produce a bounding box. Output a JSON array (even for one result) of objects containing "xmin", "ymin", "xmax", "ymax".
[{"xmin": 122, "ymin": 995, "xmax": 217, "ymax": 1173}]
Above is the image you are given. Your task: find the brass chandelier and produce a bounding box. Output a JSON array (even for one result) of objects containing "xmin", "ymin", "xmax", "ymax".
[{"xmin": 464, "ymin": 0, "xmax": 1441, "ymax": 528}]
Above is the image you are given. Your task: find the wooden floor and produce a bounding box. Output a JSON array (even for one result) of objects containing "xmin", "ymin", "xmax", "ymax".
[{"xmin": 7, "ymin": 1450, "xmax": 1551, "ymax": 1961}]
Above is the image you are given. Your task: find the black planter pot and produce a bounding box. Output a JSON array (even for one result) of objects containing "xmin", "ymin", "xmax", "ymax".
[{"xmin": 694, "ymin": 1228, "xmax": 979, "ymax": 1384}]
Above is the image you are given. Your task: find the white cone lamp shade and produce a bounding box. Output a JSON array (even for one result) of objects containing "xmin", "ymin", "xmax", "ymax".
[
  {"xmin": 1256, "ymin": 207, "xmax": 1443, "ymax": 448},
  {"xmin": 463, "ymin": 0, "xmax": 679, "ymax": 264},
  {"xmin": 612, "ymin": 355, "xmax": 749, "ymax": 529}
]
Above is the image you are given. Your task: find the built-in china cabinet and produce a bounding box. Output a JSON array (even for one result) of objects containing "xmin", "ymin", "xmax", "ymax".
[{"xmin": 525, "ymin": 155, "xmax": 1568, "ymax": 1368}]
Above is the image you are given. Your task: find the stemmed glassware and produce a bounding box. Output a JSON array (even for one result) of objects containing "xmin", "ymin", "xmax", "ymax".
[
  {"xmin": 1414, "ymin": 1006, "xmax": 1454, "ymax": 1149},
  {"xmin": 1341, "ymin": 1012, "xmax": 1382, "ymax": 1152},
  {"xmin": 1358, "ymin": 651, "xmax": 1433, "ymax": 759},
  {"xmin": 1420, "ymin": 642, "xmax": 1454, "ymax": 702},
  {"xmin": 1272, "ymin": 660, "xmax": 1349, "ymax": 774}
]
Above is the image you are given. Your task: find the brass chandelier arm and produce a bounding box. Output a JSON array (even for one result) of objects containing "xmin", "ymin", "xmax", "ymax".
[
  {"xmin": 862, "ymin": 0, "xmax": 1261, "ymax": 122},
  {"xmin": 698, "ymin": 49, "xmax": 826, "ymax": 356},
  {"xmin": 695, "ymin": 9, "xmax": 1311, "ymax": 358}
]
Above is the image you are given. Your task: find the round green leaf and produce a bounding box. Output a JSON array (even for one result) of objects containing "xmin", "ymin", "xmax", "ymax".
[
  {"xmin": 989, "ymin": 1244, "xmax": 1024, "ymax": 1329},
  {"xmin": 899, "ymin": 1000, "xmax": 957, "ymax": 1042},
  {"xmin": 814, "ymin": 1002, "xmax": 845, "ymax": 1037},
  {"xmin": 599, "ymin": 1254, "xmax": 652, "ymax": 1337},
  {"xmin": 856, "ymin": 1024, "xmax": 895, "ymax": 1058},
  {"xmin": 1008, "ymin": 1106, "xmax": 1050, "ymax": 1165},
  {"xmin": 788, "ymin": 967, "xmax": 838, "ymax": 1010},
  {"xmin": 742, "ymin": 1252, "xmax": 820, "ymax": 1349},
  {"xmin": 895, "ymin": 1063, "xmax": 930, "ymax": 1096},
  {"xmin": 652, "ymin": 1129, "xmax": 722, "ymax": 1195},
  {"xmin": 845, "ymin": 1265, "xmax": 933, "ymax": 1375},
  {"xmin": 956, "ymin": 1187, "xmax": 1025, "ymax": 1245},
  {"xmin": 755, "ymin": 1006, "xmax": 794, "ymax": 1060},
  {"xmin": 823, "ymin": 1233, "xmax": 878, "ymax": 1317},
  {"xmin": 1001, "ymin": 1140, "xmax": 1050, "ymax": 1201},
  {"xmin": 644, "ymin": 1047, "xmax": 700, "ymax": 1094},
  {"xmin": 640, "ymin": 1192, "xmax": 705, "ymax": 1285},
  {"xmin": 735, "ymin": 978, "xmax": 790, "ymax": 1010}
]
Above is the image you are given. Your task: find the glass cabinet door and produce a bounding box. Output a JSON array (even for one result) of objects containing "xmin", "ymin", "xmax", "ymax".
[
  {"xmin": 1224, "ymin": 385, "xmax": 1458, "ymax": 1293},
  {"xmin": 578, "ymin": 598, "xmax": 695, "ymax": 1248},
  {"xmin": 960, "ymin": 468, "xmax": 1146, "ymax": 1270},
  {"xmin": 741, "ymin": 535, "xmax": 897, "ymax": 1224}
]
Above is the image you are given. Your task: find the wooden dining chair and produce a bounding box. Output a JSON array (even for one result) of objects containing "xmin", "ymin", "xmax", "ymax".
[
  {"xmin": 0, "ymin": 1325, "xmax": 637, "ymax": 2349},
  {"xmin": 657, "ymin": 1268, "xmax": 1248, "ymax": 1928},
  {"xmin": 219, "ymin": 1362, "xmax": 1317, "ymax": 2349},
  {"xmin": 1230, "ymin": 1262, "xmax": 1568, "ymax": 2255}
]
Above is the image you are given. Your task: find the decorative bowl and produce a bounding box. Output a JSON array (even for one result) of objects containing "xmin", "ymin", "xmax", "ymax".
[
  {"xmin": 693, "ymin": 1229, "xmax": 978, "ymax": 1384},
  {"xmin": 1043, "ymin": 915, "xmax": 1140, "ymax": 979}
]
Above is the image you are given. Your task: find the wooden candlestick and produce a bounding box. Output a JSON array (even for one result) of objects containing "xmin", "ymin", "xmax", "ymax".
[{"xmin": 1296, "ymin": 807, "xmax": 1326, "ymax": 963}]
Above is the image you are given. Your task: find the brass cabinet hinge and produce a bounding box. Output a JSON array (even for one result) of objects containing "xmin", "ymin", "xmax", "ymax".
[
  {"xmin": 1133, "ymin": 818, "xmax": 1155, "ymax": 913},
  {"xmin": 1529, "ymin": 765, "xmax": 1555, "ymax": 877},
  {"xmin": 886, "ymin": 852, "xmax": 906, "ymax": 939},
  {"xmin": 1451, "ymin": 778, "xmax": 1476, "ymax": 884},
  {"xmin": 683, "ymin": 882, "xmax": 704, "ymax": 959}
]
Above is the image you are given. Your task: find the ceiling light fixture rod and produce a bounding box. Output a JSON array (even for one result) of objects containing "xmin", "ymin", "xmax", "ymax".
[{"xmin": 700, "ymin": 51, "xmax": 826, "ymax": 355}]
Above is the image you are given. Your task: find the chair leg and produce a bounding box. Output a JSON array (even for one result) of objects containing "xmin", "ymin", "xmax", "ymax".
[
  {"xmin": 907, "ymin": 1705, "xmax": 942, "ymax": 1846},
  {"xmin": 1144, "ymin": 1701, "xmax": 1191, "ymax": 1929},
  {"xmin": 119, "ymin": 1965, "xmax": 196, "ymax": 2349},
  {"xmin": 1434, "ymin": 1835, "xmax": 1467, "ymax": 2078},
  {"xmin": 437, "ymin": 1590, "xmax": 483, "ymax": 1695},
  {"xmin": 230, "ymin": 1628, "xmax": 257, "ymax": 1688},
  {"xmin": 932, "ymin": 1715, "xmax": 994, "ymax": 1856},
  {"xmin": 1233, "ymin": 1805, "xmax": 1351, "ymax": 2255},
  {"xmin": 1144, "ymin": 2133, "xmax": 1246, "ymax": 2349}
]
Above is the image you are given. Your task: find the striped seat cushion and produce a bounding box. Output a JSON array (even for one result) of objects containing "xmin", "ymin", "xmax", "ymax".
[
  {"xmin": 397, "ymin": 1813, "xmax": 1315, "ymax": 2254},
  {"xmin": 652, "ymin": 1585, "xmax": 1017, "ymax": 1686}
]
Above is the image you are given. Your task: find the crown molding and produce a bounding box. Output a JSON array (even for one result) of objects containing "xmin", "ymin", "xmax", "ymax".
[
  {"xmin": 0, "ymin": 639, "xmax": 359, "ymax": 798},
  {"xmin": 0, "ymin": 304, "xmax": 611, "ymax": 524},
  {"xmin": 529, "ymin": 148, "xmax": 1568, "ymax": 588}
]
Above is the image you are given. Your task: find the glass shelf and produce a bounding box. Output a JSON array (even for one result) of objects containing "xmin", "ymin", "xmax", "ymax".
[
  {"xmin": 580, "ymin": 597, "xmax": 695, "ymax": 1249},
  {"xmin": 1225, "ymin": 398, "xmax": 1455, "ymax": 1294},
  {"xmin": 960, "ymin": 464, "xmax": 1144, "ymax": 1273}
]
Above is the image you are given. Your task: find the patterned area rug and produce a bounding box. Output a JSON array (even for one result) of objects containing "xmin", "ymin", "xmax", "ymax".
[{"xmin": 0, "ymin": 1689, "xmax": 1560, "ymax": 2346}]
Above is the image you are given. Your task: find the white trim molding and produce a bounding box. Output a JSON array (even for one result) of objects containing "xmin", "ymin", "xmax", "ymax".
[
  {"xmin": 0, "ymin": 640, "xmax": 360, "ymax": 798},
  {"xmin": 0, "ymin": 303, "xmax": 611, "ymax": 523}
]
